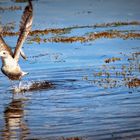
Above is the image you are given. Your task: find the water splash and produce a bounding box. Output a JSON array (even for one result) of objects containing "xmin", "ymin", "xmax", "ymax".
[{"xmin": 13, "ymin": 80, "xmax": 54, "ymax": 93}]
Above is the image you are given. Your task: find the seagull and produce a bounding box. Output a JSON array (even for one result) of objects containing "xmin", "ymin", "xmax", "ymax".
[{"xmin": 0, "ymin": 0, "xmax": 33, "ymax": 81}]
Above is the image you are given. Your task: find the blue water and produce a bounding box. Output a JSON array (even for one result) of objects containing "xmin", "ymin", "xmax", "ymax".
[{"xmin": 0, "ymin": 0, "xmax": 140, "ymax": 139}]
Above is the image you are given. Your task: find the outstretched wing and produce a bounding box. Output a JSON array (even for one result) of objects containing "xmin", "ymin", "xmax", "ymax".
[
  {"xmin": 0, "ymin": 35, "xmax": 13, "ymax": 56},
  {"xmin": 13, "ymin": 0, "xmax": 33, "ymax": 62},
  {"xmin": 0, "ymin": 23, "xmax": 27, "ymax": 59}
]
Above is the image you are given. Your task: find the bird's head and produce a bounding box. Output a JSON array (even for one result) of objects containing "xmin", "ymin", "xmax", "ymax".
[{"xmin": 0, "ymin": 51, "xmax": 10, "ymax": 58}]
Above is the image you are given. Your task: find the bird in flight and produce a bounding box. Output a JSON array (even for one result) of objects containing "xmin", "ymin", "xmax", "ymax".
[{"xmin": 0, "ymin": 0, "xmax": 33, "ymax": 81}]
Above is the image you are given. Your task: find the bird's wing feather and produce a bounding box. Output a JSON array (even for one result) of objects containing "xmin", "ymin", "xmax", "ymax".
[
  {"xmin": 13, "ymin": 0, "xmax": 33, "ymax": 62},
  {"xmin": 0, "ymin": 24, "xmax": 26, "ymax": 59},
  {"xmin": 0, "ymin": 35, "xmax": 13, "ymax": 56}
]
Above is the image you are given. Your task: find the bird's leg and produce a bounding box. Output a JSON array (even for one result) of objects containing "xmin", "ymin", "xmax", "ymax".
[
  {"xmin": 18, "ymin": 79, "xmax": 22, "ymax": 89},
  {"xmin": 10, "ymin": 80, "xmax": 14, "ymax": 89}
]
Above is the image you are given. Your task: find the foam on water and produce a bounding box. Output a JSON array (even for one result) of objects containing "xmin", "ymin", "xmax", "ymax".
[{"xmin": 13, "ymin": 80, "xmax": 54, "ymax": 93}]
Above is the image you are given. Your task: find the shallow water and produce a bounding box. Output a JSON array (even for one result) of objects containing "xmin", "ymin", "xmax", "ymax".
[{"xmin": 0, "ymin": 0, "xmax": 140, "ymax": 139}]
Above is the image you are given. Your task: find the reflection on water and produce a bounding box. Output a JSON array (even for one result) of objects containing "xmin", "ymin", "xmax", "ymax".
[{"xmin": 2, "ymin": 97, "xmax": 29, "ymax": 140}]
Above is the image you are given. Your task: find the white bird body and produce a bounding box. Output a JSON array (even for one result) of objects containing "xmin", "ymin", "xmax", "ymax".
[{"xmin": 0, "ymin": 51, "xmax": 28, "ymax": 80}]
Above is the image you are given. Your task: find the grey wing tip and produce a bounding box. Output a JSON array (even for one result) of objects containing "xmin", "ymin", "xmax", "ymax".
[{"xmin": 28, "ymin": 0, "xmax": 33, "ymax": 10}]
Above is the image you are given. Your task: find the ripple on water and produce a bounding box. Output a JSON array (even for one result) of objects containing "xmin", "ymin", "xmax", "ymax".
[{"xmin": 0, "ymin": 0, "xmax": 140, "ymax": 139}]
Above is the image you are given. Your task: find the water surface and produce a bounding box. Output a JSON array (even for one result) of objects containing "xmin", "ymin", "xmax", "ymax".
[{"xmin": 0, "ymin": 0, "xmax": 140, "ymax": 139}]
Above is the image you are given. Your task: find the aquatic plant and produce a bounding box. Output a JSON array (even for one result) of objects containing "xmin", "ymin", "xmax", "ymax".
[
  {"xmin": 2, "ymin": 21, "xmax": 140, "ymax": 44},
  {"xmin": 83, "ymin": 52, "xmax": 140, "ymax": 89},
  {"xmin": 0, "ymin": 6, "xmax": 22, "ymax": 11}
]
